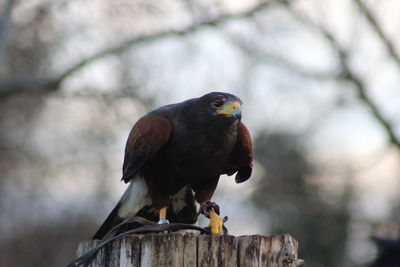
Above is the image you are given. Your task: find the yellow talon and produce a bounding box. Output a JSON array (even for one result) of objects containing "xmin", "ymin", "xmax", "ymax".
[{"xmin": 209, "ymin": 209, "xmax": 223, "ymax": 235}]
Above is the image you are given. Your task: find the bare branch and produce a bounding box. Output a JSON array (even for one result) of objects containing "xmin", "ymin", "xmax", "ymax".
[
  {"xmin": 220, "ymin": 30, "xmax": 338, "ymax": 80},
  {"xmin": 0, "ymin": 76, "xmax": 58, "ymax": 97},
  {"xmin": 54, "ymin": 1, "xmax": 276, "ymax": 85},
  {"xmin": 283, "ymin": 3, "xmax": 400, "ymax": 151},
  {"xmin": 341, "ymin": 69, "xmax": 400, "ymax": 150},
  {"xmin": 354, "ymin": 0, "xmax": 400, "ymax": 72},
  {"xmin": 0, "ymin": 0, "xmax": 277, "ymax": 97},
  {"xmin": 0, "ymin": 0, "xmax": 15, "ymax": 69}
]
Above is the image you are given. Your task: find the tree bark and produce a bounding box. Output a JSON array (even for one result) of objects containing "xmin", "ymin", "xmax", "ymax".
[{"xmin": 75, "ymin": 233, "xmax": 299, "ymax": 267}]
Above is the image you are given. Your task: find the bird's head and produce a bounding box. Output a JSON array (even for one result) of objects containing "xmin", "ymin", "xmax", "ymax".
[{"xmin": 200, "ymin": 92, "xmax": 242, "ymax": 121}]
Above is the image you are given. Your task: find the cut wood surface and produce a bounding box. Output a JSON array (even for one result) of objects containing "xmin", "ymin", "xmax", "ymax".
[{"xmin": 75, "ymin": 233, "xmax": 299, "ymax": 267}]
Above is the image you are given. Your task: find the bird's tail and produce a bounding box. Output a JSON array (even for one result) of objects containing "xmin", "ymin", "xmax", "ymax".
[
  {"xmin": 92, "ymin": 203, "xmax": 123, "ymax": 239},
  {"xmin": 92, "ymin": 179, "xmax": 200, "ymax": 239},
  {"xmin": 92, "ymin": 176, "xmax": 152, "ymax": 239}
]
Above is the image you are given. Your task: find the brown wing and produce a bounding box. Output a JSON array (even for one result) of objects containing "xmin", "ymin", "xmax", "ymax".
[
  {"xmin": 121, "ymin": 115, "xmax": 172, "ymax": 183},
  {"xmin": 225, "ymin": 122, "xmax": 253, "ymax": 183}
]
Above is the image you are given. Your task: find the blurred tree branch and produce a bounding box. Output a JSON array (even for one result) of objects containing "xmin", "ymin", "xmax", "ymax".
[
  {"xmin": 283, "ymin": 2, "xmax": 400, "ymax": 151},
  {"xmin": 322, "ymin": 27, "xmax": 400, "ymax": 151},
  {"xmin": 220, "ymin": 30, "xmax": 338, "ymax": 80},
  {"xmin": 354, "ymin": 0, "xmax": 400, "ymax": 72},
  {"xmin": 0, "ymin": 0, "xmax": 277, "ymax": 98},
  {"xmin": 0, "ymin": 0, "xmax": 15, "ymax": 69}
]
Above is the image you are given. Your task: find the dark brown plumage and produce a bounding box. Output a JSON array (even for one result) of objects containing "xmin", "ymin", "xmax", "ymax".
[{"xmin": 93, "ymin": 92, "xmax": 253, "ymax": 239}]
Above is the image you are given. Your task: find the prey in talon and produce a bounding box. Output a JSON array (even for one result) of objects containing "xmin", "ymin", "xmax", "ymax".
[{"xmin": 92, "ymin": 92, "xmax": 253, "ymax": 239}]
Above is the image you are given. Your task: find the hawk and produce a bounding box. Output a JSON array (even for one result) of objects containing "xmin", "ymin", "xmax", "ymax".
[{"xmin": 93, "ymin": 92, "xmax": 253, "ymax": 239}]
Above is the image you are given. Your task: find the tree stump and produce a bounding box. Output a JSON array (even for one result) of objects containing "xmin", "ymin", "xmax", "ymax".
[{"xmin": 75, "ymin": 233, "xmax": 299, "ymax": 267}]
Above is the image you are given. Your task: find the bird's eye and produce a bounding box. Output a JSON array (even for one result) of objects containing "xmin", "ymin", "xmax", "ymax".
[{"xmin": 211, "ymin": 100, "xmax": 224, "ymax": 109}]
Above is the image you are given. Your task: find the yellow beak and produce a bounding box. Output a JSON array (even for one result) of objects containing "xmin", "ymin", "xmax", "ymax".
[{"xmin": 217, "ymin": 101, "xmax": 242, "ymax": 119}]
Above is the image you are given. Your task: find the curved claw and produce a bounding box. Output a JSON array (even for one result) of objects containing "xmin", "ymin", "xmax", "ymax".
[{"xmin": 200, "ymin": 201, "xmax": 220, "ymax": 217}]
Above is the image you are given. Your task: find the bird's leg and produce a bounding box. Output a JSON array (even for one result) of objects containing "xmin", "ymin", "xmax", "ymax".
[
  {"xmin": 200, "ymin": 201, "xmax": 223, "ymax": 235},
  {"xmin": 158, "ymin": 207, "xmax": 169, "ymax": 224},
  {"xmin": 209, "ymin": 209, "xmax": 223, "ymax": 235}
]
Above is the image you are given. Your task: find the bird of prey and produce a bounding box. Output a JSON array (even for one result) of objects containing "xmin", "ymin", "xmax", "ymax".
[{"xmin": 93, "ymin": 92, "xmax": 253, "ymax": 239}]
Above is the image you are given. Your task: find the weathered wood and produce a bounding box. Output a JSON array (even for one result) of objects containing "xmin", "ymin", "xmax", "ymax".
[
  {"xmin": 141, "ymin": 233, "xmax": 185, "ymax": 266},
  {"xmin": 76, "ymin": 240, "xmax": 105, "ymax": 267},
  {"xmin": 74, "ymin": 233, "xmax": 299, "ymax": 267},
  {"xmin": 181, "ymin": 233, "xmax": 197, "ymax": 266},
  {"xmin": 120, "ymin": 235, "xmax": 142, "ymax": 267}
]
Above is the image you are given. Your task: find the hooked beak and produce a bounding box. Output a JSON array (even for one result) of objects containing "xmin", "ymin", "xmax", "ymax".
[{"xmin": 217, "ymin": 101, "xmax": 242, "ymax": 120}]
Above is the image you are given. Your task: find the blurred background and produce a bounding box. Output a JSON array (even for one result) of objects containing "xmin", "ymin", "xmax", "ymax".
[{"xmin": 1, "ymin": 0, "xmax": 399, "ymax": 266}]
